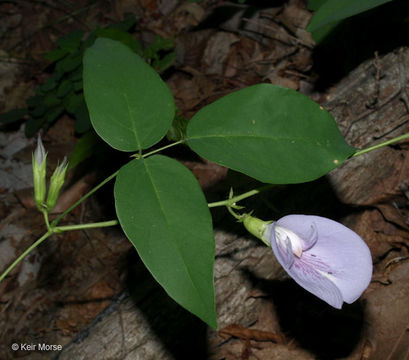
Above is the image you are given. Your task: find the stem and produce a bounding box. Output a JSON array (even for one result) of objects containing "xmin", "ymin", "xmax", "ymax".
[
  {"xmin": 227, "ymin": 205, "xmax": 244, "ymax": 220},
  {"xmin": 51, "ymin": 170, "xmax": 119, "ymax": 227},
  {"xmin": 0, "ymin": 220, "xmax": 118, "ymax": 284},
  {"xmin": 56, "ymin": 220, "xmax": 118, "ymax": 232},
  {"xmin": 353, "ymin": 132, "xmax": 409, "ymax": 158},
  {"xmin": 208, "ymin": 184, "xmax": 274, "ymax": 208},
  {"xmin": 0, "ymin": 231, "xmax": 52, "ymax": 283},
  {"xmin": 42, "ymin": 209, "xmax": 51, "ymax": 231},
  {"xmin": 133, "ymin": 140, "xmax": 185, "ymax": 159}
]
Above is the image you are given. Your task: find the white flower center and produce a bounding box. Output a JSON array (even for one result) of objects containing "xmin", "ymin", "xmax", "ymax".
[{"xmin": 274, "ymin": 225, "xmax": 303, "ymax": 257}]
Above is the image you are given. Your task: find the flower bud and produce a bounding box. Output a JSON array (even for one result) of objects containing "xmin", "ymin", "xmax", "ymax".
[
  {"xmin": 32, "ymin": 135, "xmax": 47, "ymax": 210},
  {"xmin": 46, "ymin": 157, "xmax": 68, "ymax": 211}
]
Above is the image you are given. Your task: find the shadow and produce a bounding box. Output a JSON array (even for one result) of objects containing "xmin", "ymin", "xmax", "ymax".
[
  {"xmin": 207, "ymin": 169, "xmax": 357, "ymax": 231},
  {"xmin": 194, "ymin": 1, "xmax": 287, "ymax": 32},
  {"xmin": 241, "ymin": 268, "xmax": 366, "ymax": 360},
  {"xmin": 205, "ymin": 172, "xmax": 367, "ymax": 358},
  {"xmin": 125, "ymin": 251, "xmax": 209, "ymax": 360},
  {"xmin": 312, "ymin": 0, "xmax": 409, "ymax": 91}
]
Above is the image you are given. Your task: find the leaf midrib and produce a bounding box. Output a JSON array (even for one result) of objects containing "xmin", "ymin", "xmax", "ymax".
[
  {"xmin": 142, "ymin": 158, "xmax": 210, "ymax": 315},
  {"xmin": 187, "ymin": 133, "xmax": 338, "ymax": 146},
  {"xmin": 124, "ymin": 93, "xmax": 142, "ymax": 152}
]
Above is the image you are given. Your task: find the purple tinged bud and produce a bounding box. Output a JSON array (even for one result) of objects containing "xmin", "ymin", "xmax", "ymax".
[
  {"xmin": 35, "ymin": 134, "xmax": 46, "ymax": 165},
  {"xmin": 267, "ymin": 215, "xmax": 373, "ymax": 309},
  {"xmin": 32, "ymin": 135, "xmax": 47, "ymax": 210},
  {"xmin": 55, "ymin": 156, "xmax": 68, "ymax": 175}
]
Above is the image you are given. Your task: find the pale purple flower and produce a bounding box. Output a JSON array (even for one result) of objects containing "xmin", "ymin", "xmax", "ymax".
[{"xmin": 267, "ymin": 215, "xmax": 372, "ymax": 309}]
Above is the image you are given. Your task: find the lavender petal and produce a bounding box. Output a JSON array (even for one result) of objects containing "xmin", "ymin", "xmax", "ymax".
[
  {"xmin": 302, "ymin": 222, "xmax": 318, "ymax": 251},
  {"xmin": 270, "ymin": 215, "xmax": 372, "ymax": 308},
  {"xmin": 276, "ymin": 215, "xmax": 372, "ymax": 304},
  {"xmin": 270, "ymin": 222, "xmax": 343, "ymax": 308},
  {"xmin": 289, "ymin": 256, "xmax": 344, "ymax": 308}
]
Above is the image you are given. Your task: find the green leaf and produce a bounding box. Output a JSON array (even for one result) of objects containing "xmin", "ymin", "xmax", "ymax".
[
  {"xmin": 108, "ymin": 13, "xmax": 136, "ymax": 32},
  {"xmin": 43, "ymin": 93, "xmax": 61, "ymax": 108},
  {"xmin": 166, "ymin": 113, "xmax": 188, "ymax": 142},
  {"xmin": 44, "ymin": 105, "xmax": 64, "ymax": 124},
  {"xmin": 0, "ymin": 108, "xmax": 27, "ymax": 125},
  {"xmin": 65, "ymin": 93, "xmax": 83, "ymax": 114},
  {"xmin": 27, "ymin": 95, "xmax": 43, "ymax": 108},
  {"xmin": 81, "ymin": 31, "xmax": 97, "ymax": 50},
  {"xmin": 308, "ymin": 0, "xmax": 327, "ymax": 11},
  {"xmin": 83, "ymin": 38, "xmax": 175, "ymax": 152},
  {"xmin": 307, "ymin": 0, "xmax": 392, "ymax": 33},
  {"xmin": 31, "ymin": 105, "xmax": 46, "ymax": 118},
  {"xmin": 143, "ymin": 35, "xmax": 174, "ymax": 64},
  {"xmin": 69, "ymin": 67, "xmax": 83, "ymax": 82},
  {"xmin": 95, "ymin": 27, "xmax": 143, "ymax": 55},
  {"xmin": 56, "ymin": 30, "xmax": 84, "ymax": 53},
  {"xmin": 115, "ymin": 155, "xmax": 217, "ymax": 328},
  {"xmin": 68, "ymin": 131, "xmax": 100, "ymax": 169},
  {"xmin": 308, "ymin": 20, "xmax": 341, "ymax": 44},
  {"xmin": 40, "ymin": 76, "xmax": 58, "ymax": 92},
  {"xmin": 145, "ymin": 35, "xmax": 174, "ymax": 55},
  {"xmin": 56, "ymin": 79, "xmax": 74, "ymax": 98},
  {"xmin": 53, "ymin": 69, "xmax": 65, "ymax": 82},
  {"xmin": 25, "ymin": 116, "xmax": 45, "ymax": 137},
  {"xmin": 74, "ymin": 100, "xmax": 91, "ymax": 133},
  {"xmin": 45, "ymin": 47, "xmax": 69, "ymax": 62},
  {"xmin": 57, "ymin": 53, "xmax": 82, "ymax": 73},
  {"xmin": 153, "ymin": 52, "xmax": 176, "ymax": 72},
  {"xmin": 73, "ymin": 80, "xmax": 83, "ymax": 92},
  {"xmin": 187, "ymin": 84, "xmax": 355, "ymax": 184}
]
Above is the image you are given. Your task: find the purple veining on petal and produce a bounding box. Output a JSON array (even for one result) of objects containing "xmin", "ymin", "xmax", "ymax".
[
  {"xmin": 290, "ymin": 254, "xmax": 344, "ymax": 308},
  {"xmin": 269, "ymin": 215, "xmax": 373, "ymax": 308}
]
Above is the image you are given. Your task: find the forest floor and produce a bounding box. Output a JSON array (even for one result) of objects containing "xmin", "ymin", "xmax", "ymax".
[{"xmin": 0, "ymin": 0, "xmax": 409, "ymax": 359}]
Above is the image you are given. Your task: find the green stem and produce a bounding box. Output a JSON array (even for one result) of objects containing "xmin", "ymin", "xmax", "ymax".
[
  {"xmin": 133, "ymin": 140, "xmax": 185, "ymax": 159},
  {"xmin": 353, "ymin": 132, "xmax": 409, "ymax": 158},
  {"xmin": 226, "ymin": 205, "xmax": 244, "ymax": 220},
  {"xmin": 51, "ymin": 170, "xmax": 119, "ymax": 227},
  {"xmin": 42, "ymin": 209, "xmax": 51, "ymax": 231},
  {"xmin": 55, "ymin": 220, "xmax": 118, "ymax": 232},
  {"xmin": 0, "ymin": 219, "xmax": 119, "ymax": 284},
  {"xmin": 208, "ymin": 184, "xmax": 274, "ymax": 208},
  {"xmin": 0, "ymin": 231, "xmax": 52, "ymax": 283}
]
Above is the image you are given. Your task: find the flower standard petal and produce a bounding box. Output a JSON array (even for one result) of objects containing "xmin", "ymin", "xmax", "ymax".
[{"xmin": 270, "ymin": 215, "xmax": 372, "ymax": 308}]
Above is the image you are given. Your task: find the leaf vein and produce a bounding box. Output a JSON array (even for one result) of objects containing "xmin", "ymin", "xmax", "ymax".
[{"xmin": 142, "ymin": 158, "xmax": 208, "ymax": 313}]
